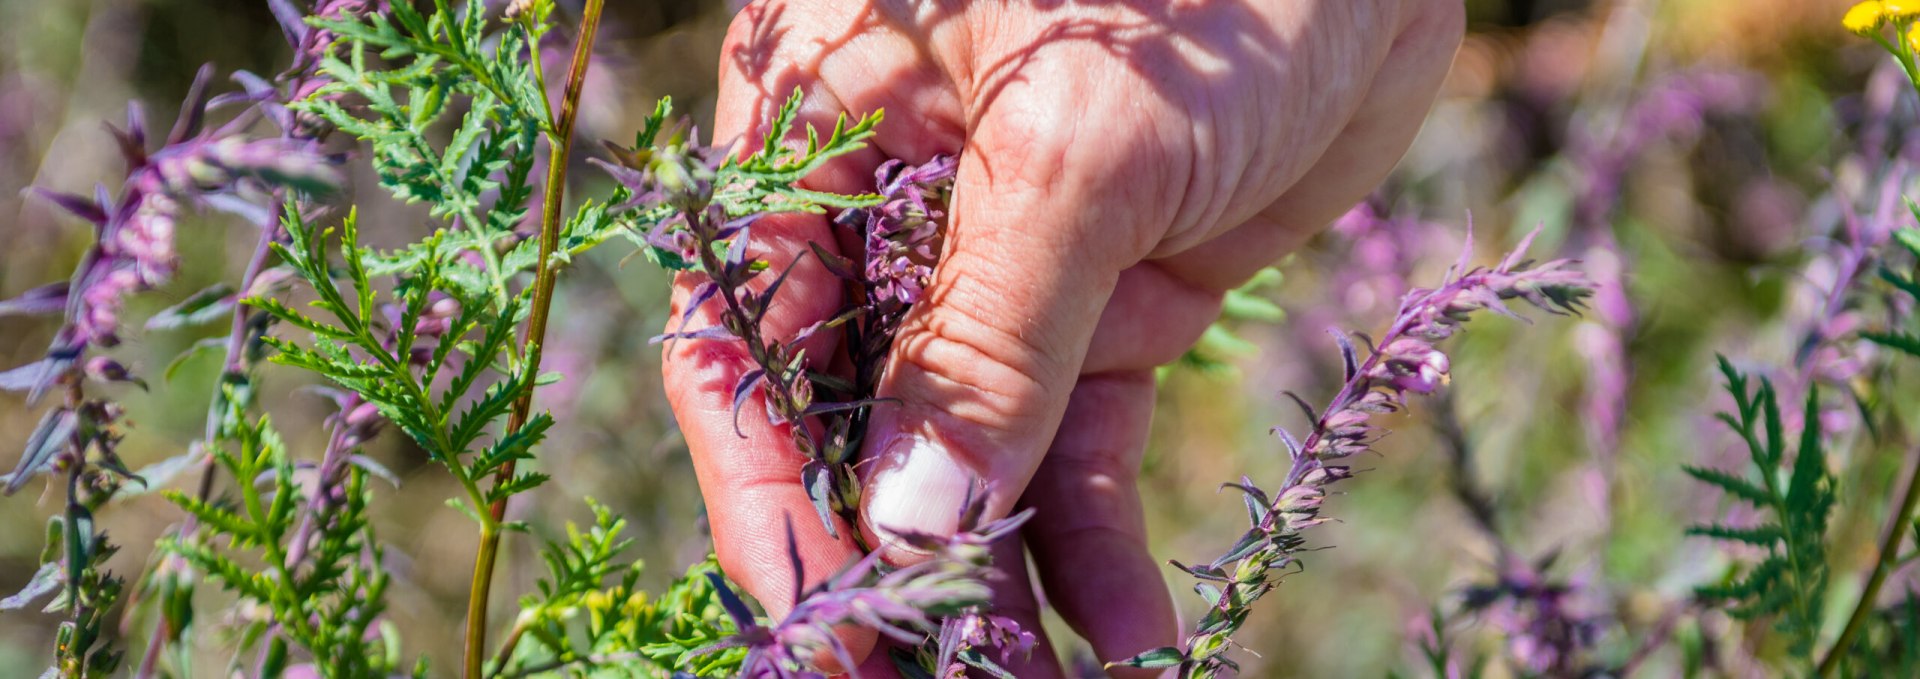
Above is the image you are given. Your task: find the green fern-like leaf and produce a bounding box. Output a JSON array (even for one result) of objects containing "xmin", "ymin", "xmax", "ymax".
[{"xmin": 1687, "ymin": 356, "xmax": 1834, "ymax": 657}]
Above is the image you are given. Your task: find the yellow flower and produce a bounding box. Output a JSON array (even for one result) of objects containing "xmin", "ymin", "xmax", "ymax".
[
  {"xmin": 1887, "ymin": 0, "xmax": 1920, "ymax": 18},
  {"xmin": 1908, "ymin": 23, "xmax": 1920, "ymax": 52},
  {"xmin": 1847, "ymin": 1, "xmax": 1887, "ymax": 34}
]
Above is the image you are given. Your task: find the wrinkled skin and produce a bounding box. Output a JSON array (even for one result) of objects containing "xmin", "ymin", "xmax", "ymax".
[{"xmin": 662, "ymin": 0, "xmax": 1463, "ymax": 675}]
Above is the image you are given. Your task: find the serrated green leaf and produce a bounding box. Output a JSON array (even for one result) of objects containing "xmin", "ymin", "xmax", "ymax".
[
  {"xmin": 1865, "ymin": 330, "xmax": 1920, "ymax": 358},
  {"xmin": 1682, "ymin": 465, "xmax": 1772, "ymax": 506},
  {"xmin": 1686, "ymin": 523, "xmax": 1785, "ymax": 546}
]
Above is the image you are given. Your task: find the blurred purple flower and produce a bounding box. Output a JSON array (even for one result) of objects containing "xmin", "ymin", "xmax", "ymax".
[
  {"xmin": 1461, "ymin": 555, "xmax": 1605, "ymax": 676},
  {"xmin": 1564, "ymin": 67, "xmax": 1765, "ymax": 467},
  {"xmin": 274, "ymin": 0, "xmax": 388, "ymax": 84},
  {"xmin": 1569, "ymin": 69, "xmax": 1765, "ymax": 230},
  {"xmin": 3, "ymin": 64, "xmax": 342, "ymax": 403}
]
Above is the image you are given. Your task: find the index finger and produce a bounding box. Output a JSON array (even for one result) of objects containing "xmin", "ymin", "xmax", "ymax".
[{"xmin": 663, "ymin": 0, "xmax": 890, "ymax": 668}]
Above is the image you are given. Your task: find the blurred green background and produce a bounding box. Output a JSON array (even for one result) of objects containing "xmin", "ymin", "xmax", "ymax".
[{"xmin": 0, "ymin": 0, "xmax": 1902, "ymax": 676}]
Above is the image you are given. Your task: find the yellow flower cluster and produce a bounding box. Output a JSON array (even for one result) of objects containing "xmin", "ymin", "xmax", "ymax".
[
  {"xmin": 1849, "ymin": 1, "xmax": 1920, "ymax": 51},
  {"xmin": 1849, "ymin": 2, "xmax": 1886, "ymax": 35}
]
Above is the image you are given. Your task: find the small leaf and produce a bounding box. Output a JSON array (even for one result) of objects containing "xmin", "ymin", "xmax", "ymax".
[
  {"xmin": 1864, "ymin": 330, "xmax": 1920, "ymax": 358},
  {"xmin": 0, "ymin": 282, "xmax": 68, "ymax": 317},
  {"xmin": 146, "ymin": 284, "xmax": 237, "ymax": 330},
  {"xmin": 1686, "ymin": 523, "xmax": 1785, "ymax": 546},
  {"xmin": 32, "ymin": 188, "xmax": 108, "ymax": 225},
  {"xmin": 1209, "ymin": 528, "xmax": 1269, "ymax": 569},
  {"xmin": 1171, "ymin": 560, "xmax": 1230, "ymax": 582},
  {"xmin": 1282, "ymin": 391, "xmax": 1318, "ymax": 426},
  {"xmin": 1897, "ymin": 226, "xmax": 1920, "ymax": 258},
  {"xmin": 704, "ymin": 572, "xmax": 758, "ymax": 630},
  {"xmin": 0, "ymin": 562, "xmax": 61, "ymax": 610},
  {"xmin": 1330, "ymin": 329, "xmax": 1360, "ymax": 383},
  {"xmin": 5, "ymin": 408, "xmax": 77, "ymax": 495},
  {"xmin": 1682, "ymin": 465, "xmax": 1770, "ymax": 506},
  {"xmin": 1107, "ymin": 646, "xmax": 1187, "ymax": 670},
  {"xmin": 802, "ymin": 459, "xmax": 839, "ymax": 539},
  {"xmin": 165, "ymin": 338, "xmax": 227, "ymax": 382},
  {"xmin": 890, "ymin": 648, "xmax": 938, "ymax": 679},
  {"xmin": 0, "ymin": 358, "xmax": 60, "ymax": 393},
  {"xmin": 753, "ymin": 258, "xmax": 802, "ymax": 324},
  {"xmin": 1273, "ymin": 426, "xmax": 1304, "ymax": 459},
  {"xmin": 1221, "ymin": 287, "xmax": 1284, "ymax": 322},
  {"xmin": 730, "ymin": 369, "xmax": 765, "ymax": 437},
  {"xmin": 809, "ymin": 241, "xmax": 858, "ymax": 281},
  {"xmin": 801, "ymin": 398, "xmax": 894, "ymax": 418},
  {"xmin": 117, "ymin": 452, "xmax": 202, "ymax": 496},
  {"xmin": 349, "ymin": 455, "xmax": 402, "ymax": 488},
  {"xmin": 649, "ymin": 325, "xmax": 735, "ymax": 344},
  {"xmin": 958, "ymin": 649, "xmax": 1016, "ymax": 679}
]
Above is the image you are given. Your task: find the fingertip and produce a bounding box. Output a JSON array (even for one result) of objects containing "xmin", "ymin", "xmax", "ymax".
[{"xmin": 857, "ymin": 428, "xmax": 975, "ymax": 567}]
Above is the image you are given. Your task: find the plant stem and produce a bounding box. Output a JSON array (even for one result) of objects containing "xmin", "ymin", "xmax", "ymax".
[
  {"xmin": 136, "ymin": 204, "xmax": 284, "ymax": 679},
  {"xmin": 1819, "ymin": 444, "xmax": 1920, "ymax": 675},
  {"xmin": 463, "ymin": 3, "xmax": 603, "ymax": 678}
]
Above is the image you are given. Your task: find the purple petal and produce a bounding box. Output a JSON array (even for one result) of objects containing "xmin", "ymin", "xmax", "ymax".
[
  {"xmin": 731, "ymin": 369, "xmax": 766, "ymax": 437},
  {"xmin": 29, "ymin": 189, "xmax": 107, "ymax": 225},
  {"xmin": 167, "ymin": 64, "xmax": 217, "ymax": 145},
  {"xmin": 706, "ymin": 572, "xmax": 760, "ymax": 630},
  {"xmin": 648, "ymin": 325, "xmax": 735, "ymax": 344},
  {"xmin": 5, "ymin": 407, "xmax": 77, "ymax": 495},
  {"xmin": 0, "ymin": 282, "xmax": 70, "ymax": 317}
]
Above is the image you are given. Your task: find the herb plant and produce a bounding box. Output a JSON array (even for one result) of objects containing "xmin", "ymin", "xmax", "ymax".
[{"xmin": 21, "ymin": 2, "xmax": 1920, "ymax": 678}]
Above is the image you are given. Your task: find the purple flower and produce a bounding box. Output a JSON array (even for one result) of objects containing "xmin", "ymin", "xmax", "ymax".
[
  {"xmin": 275, "ymin": 0, "xmax": 388, "ymax": 80},
  {"xmin": 698, "ymin": 491, "xmax": 1034, "ymax": 677},
  {"xmin": 1461, "ymin": 556, "xmax": 1605, "ymax": 676},
  {"xmin": 842, "ymin": 156, "xmax": 957, "ymax": 307},
  {"xmin": 595, "ymin": 134, "xmax": 730, "ymax": 215},
  {"xmin": 1124, "ymin": 227, "xmax": 1595, "ymax": 677},
  {"xmin": 4, "ymin": 64, "xmax": 343, "ymax": 401},
  {"xmin": 937, "ymin": 612, "xmax": 1035, "ymax": 677}
]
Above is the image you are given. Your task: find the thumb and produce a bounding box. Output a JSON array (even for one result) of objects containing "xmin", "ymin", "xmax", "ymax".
[{"xmin": 858, "ymin": 138, "xmax": 1132, "ymax": 564}]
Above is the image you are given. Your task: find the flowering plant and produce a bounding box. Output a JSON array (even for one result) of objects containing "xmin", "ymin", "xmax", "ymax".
[{"xmin": 32, "ymin": 2, "xmax": 1920, "ymax": 679}]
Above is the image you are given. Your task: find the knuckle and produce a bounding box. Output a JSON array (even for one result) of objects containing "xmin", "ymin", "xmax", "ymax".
[
  {"xmin": 893, "ymin": 301, "xmax": 1059, "ymax": 435},
  {"xmin": 1036, "ymin": 455, "xmax": 1143, "ymax": 529}
]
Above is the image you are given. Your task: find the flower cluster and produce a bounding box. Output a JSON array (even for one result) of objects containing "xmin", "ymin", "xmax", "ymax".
[
  {"xmin": 818, "ymin": 155, "xmax": 959, "ymax": 470},
  {"xmin": 1, "ymin": 68, "xmax": 340, "ymax": 406},
  {"xmin": 1115, "ymin": 229, "xmax": 1594, "ymax": 678},
  {"xmin": 1, "ymin": 38, "xmax": 351, "ymax": 678},
  {"xmin": 837, "ymin": 155, "xmax": 957, "ymax": 307},
  {"xmin": 1459, "ymin": 555, "xmax": 1605, "ymax": 676},
  {"xmin": 603, "ymin": 127, "xmax": 1050, "ymax": 676},
  {"xmin": 598, "ymin": 120, "xmax": 952, "ymax": 541},
  {"xmin": 699, "ymin": 492, "xmax": 1035, "ymax": 678},
  {"xmin": 1848, "ymin": 2, "xmax": 1920, "ymax": 41},
  {"xmin": 1568, "ymin": 69, "xmax": 1762, "ymax": 233}
]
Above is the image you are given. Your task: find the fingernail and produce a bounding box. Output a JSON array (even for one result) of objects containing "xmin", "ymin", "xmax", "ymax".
[{"xmin": 863, "ymin": 433, "xmax": 972, "ymax": 556}]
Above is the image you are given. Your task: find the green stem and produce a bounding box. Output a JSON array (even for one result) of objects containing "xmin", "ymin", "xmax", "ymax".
[
  {"xmin": 463, "ymin": 3, "xmax": 603, "ymax": 678},
  {"xmin": 1817, "ymin": 26, "xmax": 1920, "ymax": 675},
  {"xmin": 1819, "ymin": 444, "xmax": 1920, "ymax": 676}
]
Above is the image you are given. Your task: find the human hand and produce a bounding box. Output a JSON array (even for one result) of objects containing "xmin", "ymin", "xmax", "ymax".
[{"xmin": 664, "ymin": 0, "xmax": 1464, "ymax": 674}]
